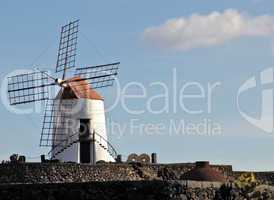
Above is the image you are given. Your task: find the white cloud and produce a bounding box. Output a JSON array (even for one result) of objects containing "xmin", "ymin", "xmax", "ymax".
[{"xmin": 143, "ymin": 9, "xmax": 274, "ymax": 51}]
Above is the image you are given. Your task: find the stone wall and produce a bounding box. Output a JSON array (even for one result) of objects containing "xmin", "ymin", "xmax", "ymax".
[
  {"xmin": 0, "ymin": 162, "xmax": 233, "ymax": 184},
  {"xmin": 0, "ymin": 163, "xmax": 143, "ymax": 184},
  {"xmin": 143, "ymin": 163, "xmax": 233, "ymax": 179},
  {"xmin": 0, "ymin": 181, "xmax": 273, "ymax": 200},
  {"xmin": 1, "ymin": 163, "xmax": 274, "ymax": 199},
  {"xmin": 0, "ymin": 181, "xmax": 181, "ymax": 200},
  {"xmin": 0, "ymin": 162, "xmax": 273, "ymax": 185}
]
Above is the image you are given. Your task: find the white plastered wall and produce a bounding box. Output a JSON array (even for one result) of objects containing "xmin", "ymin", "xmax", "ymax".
[{"xmin": 52, "ymin": 98, "xmax": 115, "ymax": 163}]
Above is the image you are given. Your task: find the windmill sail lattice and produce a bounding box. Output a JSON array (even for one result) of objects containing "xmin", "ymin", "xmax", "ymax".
[
  {"xmin": 7, "ymin": 71, "xmax": 53, "ymax": 105},
  {"xmin": 40, "ymin": 99, "xmax": 76, "ymax": 147},
  {"xmin": 74, "ymin": 62, "xmax": 120, "ymax": 89},
  {"xmin": 56, "ymin": 19, "xmax": 79, "ymax": 79}
]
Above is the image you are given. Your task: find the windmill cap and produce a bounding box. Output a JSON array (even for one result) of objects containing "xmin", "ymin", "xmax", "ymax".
[{"xmin": 61, "ymin": 76, "xmax": 103, "ymax": 100}]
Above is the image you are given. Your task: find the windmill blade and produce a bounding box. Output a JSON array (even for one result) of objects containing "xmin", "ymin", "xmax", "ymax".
[
  {"xmin": 7, "ymin": 71, "xmax": 55, "ymax": 105},
  {"xmin": 73, "ymin": 62, "xmax": 120, "ymax": 89},
  {"xmin": 56, "ymin": 20, "xmax": 79, "ymax": 79},
  {"xmin": 40, "ymin": 99, "xmax": 77, "ymax": 147}
]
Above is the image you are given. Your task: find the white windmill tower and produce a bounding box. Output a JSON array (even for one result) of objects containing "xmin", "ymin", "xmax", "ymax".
[{"xmin": 7, "ymin": 20, "xmax": 120, "ymax": 164}]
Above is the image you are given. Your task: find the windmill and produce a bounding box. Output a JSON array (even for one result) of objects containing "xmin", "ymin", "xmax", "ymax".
[{"xmin": 7, "ymin": 20, "xmax": 120, "ymax": 164}]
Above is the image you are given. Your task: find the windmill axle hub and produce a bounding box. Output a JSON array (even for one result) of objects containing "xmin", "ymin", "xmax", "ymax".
[{"xmin": 55, "ymin": 78, "xmax": 67, "ymax": 87}]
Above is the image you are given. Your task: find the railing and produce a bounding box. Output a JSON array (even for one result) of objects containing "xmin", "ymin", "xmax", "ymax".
[
  {"xmin": 48, "ymin": 131, "xmax": 118, "ymax": 161},
  {"xmin": 47, "ymin": 131, "xmax": 79, "ymax": 158},
  {"xmin": 93, "ymin": 131, "xmax": 118, "ymax": 160}
]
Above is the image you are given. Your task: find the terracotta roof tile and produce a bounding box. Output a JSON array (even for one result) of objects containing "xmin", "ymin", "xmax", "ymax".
[{"xmin": 64, "ymin": 76, "xmax": 103, "ymax": 100}]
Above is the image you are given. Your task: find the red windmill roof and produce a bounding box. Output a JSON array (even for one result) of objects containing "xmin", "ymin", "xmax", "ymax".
[{"xmin": 58, "ymin": 76, "xmax": 103, "ymax": 100}]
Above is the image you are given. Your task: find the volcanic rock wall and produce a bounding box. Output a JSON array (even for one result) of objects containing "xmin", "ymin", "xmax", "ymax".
[
  {"xmin": 0, "ymin": 181, "xmax": 182, "ymax": 200},
  {"xmin": 0, "ymin": 163, "xmax": 232, "ymax": 184},
  {"xmin": 1, "ymin": 163, "xmax": 274, "ymax": 200},
  {"xmin": 1, "ymin": 181, "xmax": 273, "ymax": 200},
  {"xmin": 0, "ymin": 162, "xmax": 273, "ymax": 185}
]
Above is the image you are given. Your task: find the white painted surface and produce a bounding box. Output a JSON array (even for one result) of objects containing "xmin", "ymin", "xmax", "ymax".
[{"xmin": 52, "ymin": 98, "xmax": 115, "ymax": 163}]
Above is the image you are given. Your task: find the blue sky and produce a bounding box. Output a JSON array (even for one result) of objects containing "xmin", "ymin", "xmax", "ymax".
[{"xmin": 0, "ymin": 0, "xmax": 274, "ymax": 171}]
